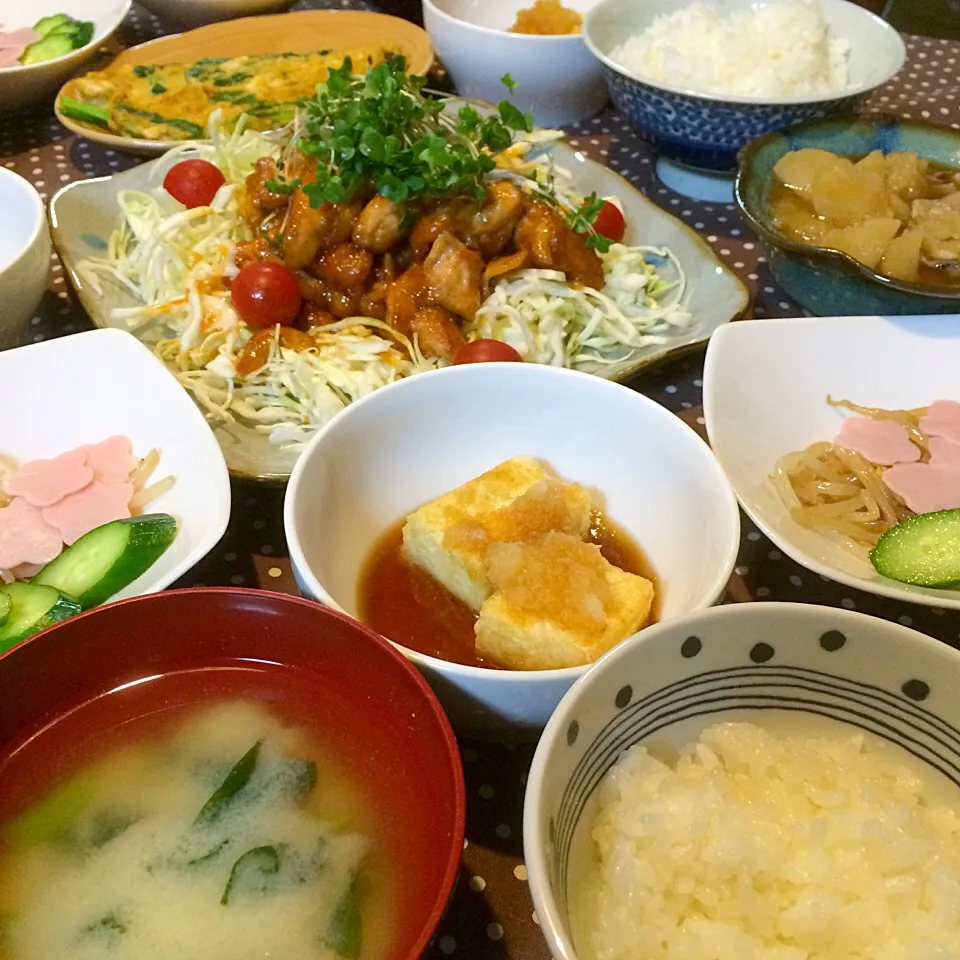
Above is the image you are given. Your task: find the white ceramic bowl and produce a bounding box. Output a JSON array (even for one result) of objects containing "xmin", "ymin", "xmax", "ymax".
[
  {"xmin": 422, "ymin": 0, "xmax": 606, "ymax": 127},
  {"xmin": 524, "ymin": 601, "xmax": 960, "ymax": 960},
  {"xmin": 703, "ymin": 314, "xmax": 960, "ymax": 610},
  {"xmin": 0, "ymin": 328, "xmax": 231, "ymax": 603},
  {"xmin": 136, "ymin": 0, "xmax": 295, "ymax": 29},
  {"xmin": 284, "ymin": 363, "xmax": 740, "ymax": 739},
  {"xmin": 0, "ymin": 0, "xmax": 131, "ymax": 113},
  {"xmin": 582, "ymin": 0, "xmax": 905, "ymax": 171},
  {"xmin": 0, "ymin": 169, "xmax": 50, "ymax": 352}
]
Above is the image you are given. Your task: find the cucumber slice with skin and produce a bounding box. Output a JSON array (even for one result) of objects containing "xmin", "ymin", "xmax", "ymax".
[
  {"xmin": 19, "ymin": 33, "xmax": 73, "ymax": 65},
  {"xmin": 0, "ymin": 592, "xmax": 11, "ymax": 628},
  {"xmin": 870, "ymin": 509, "xmax": 960, "ymax": 587},
  {"xmin": 0, "ymin": 583, "xmax": 82, "ymax": 653},
  {"xmin": 32, "ymin": 14, "xmax": 72, "ymax": 36},
  {"xmin": 33, "ymin": 514, "xmax": 178, "ymax": 609}
]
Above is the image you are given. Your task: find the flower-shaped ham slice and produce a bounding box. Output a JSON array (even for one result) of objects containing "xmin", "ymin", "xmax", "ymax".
[
  {"xmin": 4, "ymin": 450, "xmax": 93, "ymax": 507},
  {"xmin": 78, "ymin": 436, "xmax": 137, "ymax": 484},
  {"xmin": 42, "ymin": 481, "xmax": 133, "ymax": 546},
  {"xmin": 883, "ymin": 461, "xmax": 960, "ymax": 515},
  {"xmin": 920, "ymin": 399, "xmax": 960, "ymax": 447},
  {"xmin": 834, "ymin": 417, "xmax": 920, "ymax": 465},
  {"xmin": 0, "ymin": 497, "xmax": 63, "ymax": 569}
]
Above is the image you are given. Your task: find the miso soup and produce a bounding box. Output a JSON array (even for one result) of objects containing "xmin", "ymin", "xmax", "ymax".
[{"xmin": 0, "ymin": 699, "xmax": 393, "ymax": 960}]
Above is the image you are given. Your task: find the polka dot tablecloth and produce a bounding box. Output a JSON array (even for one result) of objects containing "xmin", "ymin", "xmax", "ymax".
[{"xmin": 4, "ymin": 5, "xmax": 960, "ymax": 956}]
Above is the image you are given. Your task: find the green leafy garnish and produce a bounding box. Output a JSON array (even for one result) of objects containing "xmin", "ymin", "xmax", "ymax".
[
  {"xmin": 295, "ymin": 55, "xmax": 534, "ymax": 209},
  {"xmin": 221, "ymin": 845, "xmax": 281, "ymax": 905},
  {"xmin": 323, "ymin": 878, "xmax": 362, "ymax": 959},
  {"xmin": 150, "ymin": 82, "xmax": 167, "ymax": 96},
  {"xmin": 566, "ymin": 192, "xmax": 612, "ymax": 252},
  {"xmin": 501, "ymin": 72, "xmax": 519, "ymax": 94},
  {"xmin": 194, "ymin": 741, "xmax": 261, "ymax": 826}
]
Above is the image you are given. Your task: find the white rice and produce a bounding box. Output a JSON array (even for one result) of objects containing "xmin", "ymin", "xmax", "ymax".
[
  {"xmin": 609, "ymin": 0, "xmax": 851, "ymax": 99},
  {"xmin": 587, "ymin": 721, "xmax": 960, "ymax": 960}
]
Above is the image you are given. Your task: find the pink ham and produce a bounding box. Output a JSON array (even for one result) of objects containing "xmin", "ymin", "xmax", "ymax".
[
  {"xmin": 79, "ymin": 436, "xmax": 137, "ymax": 484},
  {"xmin": 0, "ymin": 497, "xmax": 63, "ymax": 569},
  {"xmin": 920, "ymin": 399, "xmax": 960, "ymax": 447},
  {"xmin": 42, "ymin": 481, "xmax": 134, "ymax": 546},
  {"xmin": 929, "ymin": 436, "xmax": 960, "ymax": 470},
  {"xmin": 4, "ymin": 449, "xmax": 93, "ymax": 507},
  {"xmin": 834, "ymin": 416, "xmax": 920, "ymax": 465},
  {"xmin": 0, "ymin": 27, "xmax": 40, "ymax": 67},
  {"xmin": 883, "ymin": 461, "xmax": 960, "ymax": 515}
]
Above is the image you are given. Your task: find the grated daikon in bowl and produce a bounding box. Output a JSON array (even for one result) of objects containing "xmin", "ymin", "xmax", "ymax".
[
  {"xmin": 586, "ymin": 720, "xmax": 960, "ymax": 960},
  {"xmin": 609, "ymin": 0, "xmax": 851, "ymax": 99}
]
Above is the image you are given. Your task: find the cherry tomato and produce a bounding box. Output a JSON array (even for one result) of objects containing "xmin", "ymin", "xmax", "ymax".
[
  {"xmin": 454, "ymin": 339, "xmax": 524, "ymax": 365},
  {"xmin": 163, "ymin": 159, "xmax": 225, "ymax": 209},
  {"xmin": 593, "ymin": 200, "xmax": 626, "ymax": 243},
  {"xmin": 231, "ymin": 261, "xmax": 303, "ymax": 329}
]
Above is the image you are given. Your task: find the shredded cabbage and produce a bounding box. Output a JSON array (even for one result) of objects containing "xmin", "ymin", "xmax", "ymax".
[
  {"xmin": 76, "ymin": 111, "xmax": 695, "ymax": 449},
  {"xmin": 471, "ymin": 244, "xmax": 694, "ymax": 367}
]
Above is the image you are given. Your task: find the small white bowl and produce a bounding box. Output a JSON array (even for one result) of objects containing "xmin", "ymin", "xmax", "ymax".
[
  {"xmin": 0, "ymin": 169, "xmax": 50, "ymax": 352},
  {"xmin": 284, "ymin": 363, "xmax": 740, "ymax": 739},
  {"xmin": 422, "ymin": 0, "xmax": 606, "ymax": 127},
  {"xmin": 703, "ymin": 313, "xmax": 960, "ymax": 609},
  {"xmin": 582, "ymin": 0, "xmax": 905, "ymax": 171},
  {"xmin": 136, "ymin": 0, "xmax": 294, "ymax": 29},
  {"xmin": 524, "ymin": 601, "xmax": 960, "ymax": 960},
  {"xmin": 0, "ymin": 328, "xmax": 231, "ymax": 603},
  {"xmin": 0, "ymin": 0, "xmax": 131, "ymax": 113}
]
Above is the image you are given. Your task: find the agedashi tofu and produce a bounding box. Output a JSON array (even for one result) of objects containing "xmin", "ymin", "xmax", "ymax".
[
  {"xmin": 401, "ymin": 456, "xmax": 592, "ymax": 611},
  {"xmin": 403, "ymin": 457, "xmax": 591, "ymax": 610},
  {"xmin": 475, "ymin": 532, "xmax": 653, "ymax": 670}
]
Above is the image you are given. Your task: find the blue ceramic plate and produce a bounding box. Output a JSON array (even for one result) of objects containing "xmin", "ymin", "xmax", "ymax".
[{"xmin": 737, "ymin": 115, "xmax": 960, "ymax": 316}]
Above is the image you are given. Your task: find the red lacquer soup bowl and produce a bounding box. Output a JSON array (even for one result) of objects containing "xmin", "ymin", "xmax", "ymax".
[{"xmin": 0, "ymin": 587, "xmax": 465, "ymax": 960}]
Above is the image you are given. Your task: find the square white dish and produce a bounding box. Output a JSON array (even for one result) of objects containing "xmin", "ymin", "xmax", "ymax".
[
  {"xmin": 0, "ymin": 328, "xmax": 230, "ymax": 602},
  {"xmin": 703, "ymin": 314, "xmax": 960, "ymax": 609}
]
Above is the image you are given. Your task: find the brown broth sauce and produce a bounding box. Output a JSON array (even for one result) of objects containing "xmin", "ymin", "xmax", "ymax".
[{"xmin": 357, "ymin": 512, "xmax": 660, "ymax": 670}]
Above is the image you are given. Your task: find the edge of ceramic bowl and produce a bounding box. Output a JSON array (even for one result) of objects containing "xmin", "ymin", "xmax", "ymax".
[
  {"xmin": 0, "ymin": 167, "xmax": 46, "ymax": 275},
  {"xmin": 283, "ymin": 363, "xmax": 742, "ymax": 686},
  {"xmin": 0, "ymin": 585, "xmax": 466, "ymax": 960},
  {"xmin": 735, "ymin": 114, "xmax": 960, "ymax": 302},
  {"xmin": 0, "ymin": 0, "xmax": 132, "ymax": 76},
  {"xmin": 521, "ymin": 601, "xmax": 959, "ymax": 960},
  {"xmin": 422, "ymin": 0, "xmax": 588, "ymax": 44},
  {"xmin": 581, "ymin": 0, "xmax": 906, "ymax": 107},
  {"xmin": 701, "ymin": 318, "xmax": 960, "ymax": 611}
]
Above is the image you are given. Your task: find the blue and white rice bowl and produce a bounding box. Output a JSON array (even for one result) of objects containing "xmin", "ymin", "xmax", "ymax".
[{"xmin": 582, "ymin": 0, "xmax": 905, "ymax": 172}]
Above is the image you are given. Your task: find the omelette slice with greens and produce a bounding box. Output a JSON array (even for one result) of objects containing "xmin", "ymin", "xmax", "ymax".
[{"xmin": 58, "ymin": 46, "xmax": 401, "ymax": 142}]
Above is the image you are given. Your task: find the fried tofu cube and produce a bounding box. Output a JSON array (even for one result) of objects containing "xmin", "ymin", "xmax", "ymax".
[
  {"xmin": 401, "ymin": 457, "xmax": 592, "ymax": 611},
  {"xmin": 475, "ymin": 532, "xmax": 653, "ymax": 670}
]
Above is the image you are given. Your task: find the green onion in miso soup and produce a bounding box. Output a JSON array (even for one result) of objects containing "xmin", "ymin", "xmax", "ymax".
[{"xmin": 0, "ymin": 701, "xmax": 387, "ymax": 960}]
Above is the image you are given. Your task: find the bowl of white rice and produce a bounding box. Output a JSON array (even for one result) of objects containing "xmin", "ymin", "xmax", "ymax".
[
  {"xmin": 524, "ymin": 601, "xmax": 960, "ymax": 960},
  {"xmin": 582, "ymin": 0, "xmax": 905, "ymax": 171}
]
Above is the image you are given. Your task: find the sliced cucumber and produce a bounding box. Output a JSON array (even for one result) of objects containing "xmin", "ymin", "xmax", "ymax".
[
  {"xmin": 0, "ymin": 592, "xmax": 10, "ymax": 628},
  {"xmin": 33, "ymin": 514, "xmax": 178, "ymax": 609},
  {"xmin": 33, "ymin": 13, "xmax": 72, "ymax": 36},
  {"xmin": 20, "ymin": 33, "xmax": 73, "ymax": 65},
  {"xmin": 0, "ymin": 583, "xmax": 82, "ymax": 653},
  {"xmin": 870, "ymin": 509, "xmax": 960, "ymax": 587}
]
